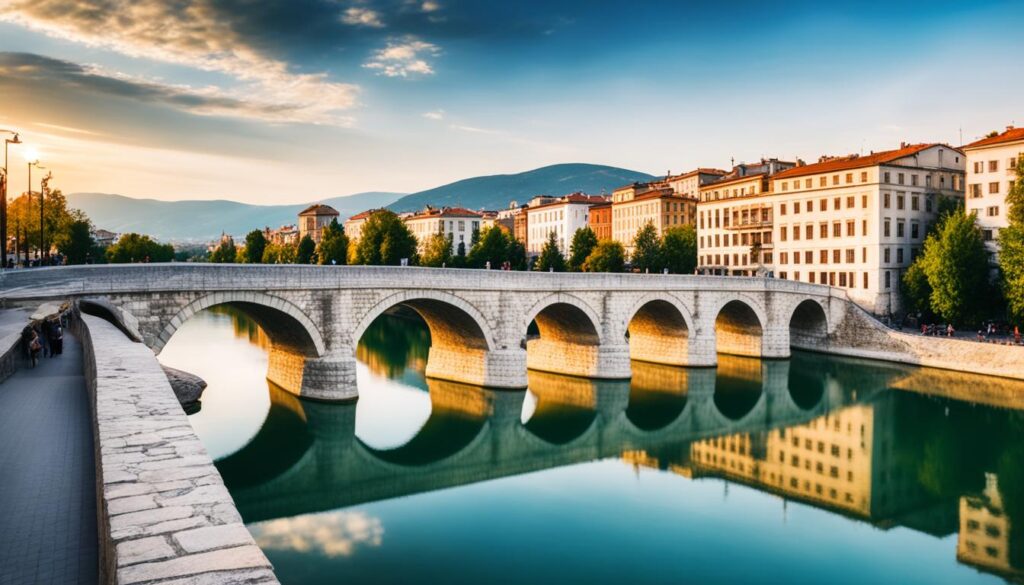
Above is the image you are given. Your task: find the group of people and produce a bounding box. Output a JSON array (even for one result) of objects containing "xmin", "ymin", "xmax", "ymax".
[
  {"xmin": 976, "ymin": 322, "xmax": 1023, "ymax": 344},
  {"xmin": 21, "ymin": 314, "xmax": 66, "ymax": 367},
  {"xmin": 920, "ymin": 323, "xmax": 955, "ymax": 337}
]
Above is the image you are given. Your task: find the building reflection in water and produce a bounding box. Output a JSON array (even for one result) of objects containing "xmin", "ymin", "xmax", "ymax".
[{"xmin": 192, "ymin": 309, "xmax": 1024, "ymax": 584}]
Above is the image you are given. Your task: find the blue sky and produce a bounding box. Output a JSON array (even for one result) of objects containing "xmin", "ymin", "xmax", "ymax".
[{"xmin": 0, "ymin": 0, "xmax": 1021, "ymax": 204}]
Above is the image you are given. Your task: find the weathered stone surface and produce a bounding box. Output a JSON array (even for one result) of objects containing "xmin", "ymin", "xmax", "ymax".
[{"xmin": 71, "ymin": 314, "xmax": 279, "ymax": 584}]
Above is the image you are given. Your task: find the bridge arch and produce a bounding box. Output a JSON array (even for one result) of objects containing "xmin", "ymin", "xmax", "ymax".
[
  {"xmin": 153, "ymin": 291, "xmax": 326, "ymax": 357},
  {"xmin": 353, "ymin": 290, "xmax": 496, "ymax": 352},
  {"xmin": 789, "ymin": 298, "xmax": 829, "ymax": 351},
  {"xmin": 712, "ymin": 295, "xmax": 768, "ymax": 358},
  {"xmin": 523, "ymin": 293, "xmax": 606, "ymax": 378},
  {"xmin": 624, "ymin": 294, "xmax": 693, "ymax": 366}
]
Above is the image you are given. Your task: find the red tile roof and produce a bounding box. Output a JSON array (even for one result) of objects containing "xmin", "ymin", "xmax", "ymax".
[
  {"xmin": 346, "ymin": 209, "xmax": 378, "ymax": 221},
  {"xmin": 771, "ymin": 143, "xmax": 954, "ymax": 180},
  {"xmin": 298, "ymin": 204, "xmax": 340, "ymax": 216},
  {"xmin": 962, "ymin": 127, "xmax": 1024, "ymax": 150}
]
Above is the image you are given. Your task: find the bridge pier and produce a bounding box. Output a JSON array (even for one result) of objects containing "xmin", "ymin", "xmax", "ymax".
[
  {"xmin": 761, "ymin": 325, "xmax": 791, "ymax": 359},
  {"xmin": 425, "ymin": 347, "xmax": 528, "ymax": 389},
  {"xmin": 526, "ymin": 339, "xmax": 631, "ymax": 379},
  {"xmin": 268, "ymin": 349, "xmax": 358, "ymax": 402}
]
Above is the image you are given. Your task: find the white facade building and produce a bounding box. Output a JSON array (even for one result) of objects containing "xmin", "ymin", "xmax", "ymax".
[
  {"xmin": 525, "ymin": 194, "xmax": 607, "ymax": 255},
  {"xmin": 698, "ymin": 143, "xmax": 965, "ymax": 315},
  {"xmin": 404, "ymin": 206, "xmax": 482, "ymax": 254},
  {"xmin": 963, "ymin": 126, "xmax": 1024, "ymax": 261}
]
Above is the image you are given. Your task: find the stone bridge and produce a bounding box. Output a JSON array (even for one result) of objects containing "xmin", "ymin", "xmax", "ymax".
[
  {"xmin": 4, "ymin": 264, "xmax": 1020, "ymax": 400},
  {"xmin": 217, "ymin": 353, "xmax": 907, "ymax": 523}
]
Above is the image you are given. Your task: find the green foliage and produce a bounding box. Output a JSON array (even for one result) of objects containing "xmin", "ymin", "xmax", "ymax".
[
  {"xmin": 59, "ymin": 219, "xmax": 95, "ymax": 265},
  {"xmin": 420, "ymin": 233, "xmax": 453, "ymax": 267},
  {"xmin": 467, "ymin": 226, "xmax": 513, "ymax": 268},
  {"xmin": 1007, "ymin": 158, "xmax": 1024, "ymax": 226},
  {"xmin": 918, "ymin": 209, "xmax": 991, "ymax": 323},
  {"xmin": 567, "ymin": 227, "xmax": 598, "ymax": 271},
  {"xmin": 661, "ymin": 226, "xmax": 697, "ymax": 274},
  {"xmin": 507, "ymin": 239, "xmax": 527, "ymax": 270},
  {"xmin": 901, "ymin": 260, "xmax": 933, "ymax": 317},
  {"xmin": 317, "ymin": 219, "xmax": 349, "ymax": 265},
  {"xmin": 353, "ymin": 210, "xmax": 418, "ymax": 265},
  {"xmin": 297, "ymin": 234, "xmax": 316, "ymax": 264},
  {"xmin": 534, "ymin": 230, "xmax": 565, "ymax": 272},
  {"xmin": 243, "ymin": 230, "xmax": 267, "ymax": 264},
  {"xmin": 209, "ymin": 237, "xmax": 237, "ymax": 263},
  {"xmin": 631, "ymin": 221, "xmax": 662, "ymax": 272},
  {"xmin": 262, "ymin": 242, "xmax": 297, "ymax": 264},
  {"xmin": 999, "ymin": 225, "xmax": 1024, "ymax": 324},
  {"xmin": 582, "ymin": 240, "xmax": 625, "ymax": 272},
  {"xmin": 106, "ymin": 233, "xmax": 175, "ymax": 263}
]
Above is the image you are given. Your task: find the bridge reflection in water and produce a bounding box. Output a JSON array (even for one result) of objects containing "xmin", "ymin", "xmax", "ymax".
[{"xmin": 175, "ymin": 310, "xmax": 1024, "ymax": 585}]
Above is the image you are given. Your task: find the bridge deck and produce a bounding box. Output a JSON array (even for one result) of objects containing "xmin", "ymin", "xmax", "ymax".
[{"xmin": 0, "ymin": 333, "xmax": 97, "ymax": 585}]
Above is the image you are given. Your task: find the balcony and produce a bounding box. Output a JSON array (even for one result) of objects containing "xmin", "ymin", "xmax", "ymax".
[{"xmin": 724, "ymin": 219, "xmax": 773, "ymax": 231}]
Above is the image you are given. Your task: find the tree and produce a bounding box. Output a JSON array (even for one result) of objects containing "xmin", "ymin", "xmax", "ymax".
[
  {"xmin": 631, "ymin": 221, "xmax": 662, "ymax": 272},
  {"xmin": 467, "ymin": 226, "xmax": 512, "ymax": 268},
  {"xmin": 420, "ymin": 233, "xmax": 453, "ymax": 267},
  {"xmin": 534, "ymin": 230, "xmax": 565, "ymax": 272},
  {"xmin": 106, "ymin": 233, "xmax": 174, "ymax": 263},
  {"xmin": 507, "ymin": 239, "xmax": 527, "ymax": 271},
  {"xmin": 901, "ymin": 260, "xmax": 933, "ymax": 317},
  {"xmin": 243, "ymin": 230, "xmax": 267, "ymax": 264},
  {"xmin": 262, "ymin": 242, "xmax": 297, "ymax": 264},
  {"xmin": 582, "ymin": 240, "xmax": 625, "ymax": 273},
  {"xmin": 661, "ymin": 226, "xmax": 697, "ymax": 274},
  {"xmin": 6, "ymin": 188, "xmax": 84, "ymax": 262},
  {"xmin": 353, "ymin": 210, "xmax": 418, "ymax": 265},
  {"xmin": 918, "ymin": 209, "xmax": 990, "ymax": 324},
  {"xmin": 999, "ymin": 157, "xmax": 1024, "ymax": 323},
  {"xmin": 209, "ymin": 237, "xmax": 236, "ymax": 263},
  {"xmin": 60, "ymin": 219, "xmax": 95, "ymax": 265},
  {"xmin": 317, "ymin": 219, "xmax": 349, "ymax": 265},
  {"xmin": 297, "ymin": 234, "xmax": 316, "ymax": 264},
  {"xmin": 567, "ymin": 227, "xmax": 598, "ymax": 271}
]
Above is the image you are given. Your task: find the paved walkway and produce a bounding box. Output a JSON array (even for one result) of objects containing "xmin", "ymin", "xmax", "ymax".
[{"xmin": 0, "ymin": 332, "xmax": 98, "ymax": 585}]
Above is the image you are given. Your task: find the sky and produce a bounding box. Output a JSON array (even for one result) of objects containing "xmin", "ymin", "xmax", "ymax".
[{"xmin": 0, "ymin": 0, "xmax": 1022, "ymax": 205}]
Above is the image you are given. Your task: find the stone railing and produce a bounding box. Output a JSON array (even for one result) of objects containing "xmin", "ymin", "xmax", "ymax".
[
  {"xmin": 75, "ymin": 313, "xmax": 279, "ymax": 585},
  {"xmin": 0, "ymin": 328, "xmax": 24, "ymax": 384}
]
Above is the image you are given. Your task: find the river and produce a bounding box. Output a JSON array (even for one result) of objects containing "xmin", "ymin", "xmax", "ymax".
[{"xmin": 157, "ymin": 306, "xmax": 1024, "ymax": 585}]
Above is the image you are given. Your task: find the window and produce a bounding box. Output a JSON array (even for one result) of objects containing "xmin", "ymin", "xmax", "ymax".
[
  {"xmin": 983, "ymin": 229, "xmax": 994, "ymax": 241},
  {"xmin": 846, "ymin": 220, "xmax": 855, "ymax": 236},
  {"xmin": 926, "ymin": 195, "xmax": 933, "ymax": 212},
  {"xmin": 820, "ymin": 177, "xmax": 827, "ymax": 187},
  {"xmin": 863, "ymin": 273, "xmax": 868, "ymax": 289},
  {"xmin": 805, "ymin": 179, "xmax": 812, "ymax": 188},
  {"xmin": 990, "ymin": 160, "xmax": 999, "ymax": 172},
  {"xmin": 834, "ymin": 197, "xmax": 841, "ymax": 210},
  {"xmin": 897, "ymin": 221, "xmax": 905, "ymax": 238},
  {"xmin": 860, "ymin": 171, "xmax": 868, "ymax": 183},
  {"xmin": 862, "ymin": 220, "xmax": 867, "ymax": 236},
  {"xmin": 820, "ymin": 250, "xmax": 829, "ymax": 264},
  {"xmin": 806, "ymin": 225, "xmax": 814, "ymax": 240},
  {"xmin": 846, "ymin": 249, "xmax": 854, "ymax": 263},
  {"xmin": 845, "ymin": 173, "xmax": 853, "ymax": 184},
  {"xmin": 990, "ymin": 182, "xmax": 1000, "ymax": 194},
  {"xmin": 780, "ymin": 203, "xmax": 787, "ymax": 215},
  {"xmin": 970, "ymin": 184, "xmax": 982, "ymax": 198},
  {"xmin": 804, "ymin": 251, "xmax": 812, "ymax": 264},
  {"xmin": 897, "ymin": 248, "xmax": 904, "ymax": 264},
  {"xmin": 898, "ymin": 173, "xmax": 905, "ymax": 185},
  {"xmin": 884, "ymin": 193, "xmax": 891, "ymax": 208},
  {"xmin": 820, "ymin": 223, "xmax": 828, "ymax": 238},
  {"xmin": 862, "ymin": 195, "xmax": 868, "ymax": 208},
  {"xmin": 884, "ymin": 171, "xmax": 891, "ymax": 183},
  {"xmin": 911, "ymin": 223, "xmax": 920, "ymax": 239},
  {"xmin": 839, "ymin": 273, "xmax": 847, "ymax": 287},
  {"xmin": 884, "ymin": 219, "xmax": 891, "ymax": 238},
  {"xmin": 809, "ymin": 272, "xmax": 815, "ymax": 284},
  {"xmin": 885, "ymin": 270, "xmax": 891, "ymax": 289},
  {"xmin": 897, "ymin": 194, "xmax": 905, "ymax": 210},
  {"xmin": 781, "ymin": 252, "xmax": 789, "ymax": 264},
  {"xmin": 987, "ymin": 206, "xmax": 1000, "ymax": 217},
  {"xmin": 911, "ymin": 174, "xmax": 919, "ymax": 186},
  {"xmin": 782, "ymin": 181, "xmax": 789, "ymax": 192},
  {"xmin": 794, "ymin": 225, "xmax": 801, "ymax": 241},
  {"xmin": 846, "ymin": 196, "xmax": 854, "ymax": 208},
  {"xmin": 794, "ymin": 251, "xmax": 801, "ymax": 264},
  {"xmin": 832, "ymin": 175, "xmax": 839, "ymax": 185},
  {"xmin": 833, "ymin": 249, "xmax": 840, "ymax": 264},
  {"xmin": 884, "ymin": 248, "xmax": 891, "ymax": 263},
  {"xmin": 781, "ymin": 226, "xmax": 788, "ymax": 241},
  {"xmin": 911, "ymin": 195, "xmax": 919, "ymax": 211},
  {"xmin": 794, "ymin": 201, "xmax": 801, "ymax": 214}
]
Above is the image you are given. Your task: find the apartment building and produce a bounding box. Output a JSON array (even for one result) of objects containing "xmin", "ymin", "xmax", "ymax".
[
  {"xmin": 297, "ymin": 204, "xmax": 340, "ymax": 244},
  {"xmin": 343, "ymin": 209, "xmax": 378, "ymax": 244},
  {"xmin": 525, "ymin": 193, "xmax": 607, "ymax": 255},
  {"xmin": 697, "ymin": 145, "xmax": 964, "ymax": 315},
  {"xmin": 588, "ymin": 201, "xmax": 612, "ymax": 240},
  {"xmin": 404, "ymin": 206, "xmax": 482, "ymax": 254},
  {"xmin": 611, "ymin": 182, "xmax": 697, "ymax": 256},
  {"xmin": 963, "ymin": 126, "xmax": 1024, "ymax": 260},
  {"xmin": 663, "ymin": 168, "xmax": 727, "ymax": 197}
]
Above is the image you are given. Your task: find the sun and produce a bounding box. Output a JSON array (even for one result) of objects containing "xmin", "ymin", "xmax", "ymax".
[{"xmin": 22, "ymin": 147, "xmax": 40, "ymax": 163}]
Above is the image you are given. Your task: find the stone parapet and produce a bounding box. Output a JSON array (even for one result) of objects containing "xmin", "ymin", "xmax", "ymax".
[{"xmin": 75, "ymin": 313, "xmax": 279, "ymax": 585}]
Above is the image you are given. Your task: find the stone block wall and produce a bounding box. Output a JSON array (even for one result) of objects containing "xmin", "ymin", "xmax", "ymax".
[{"xmin": 74, "ymin": 313, "xmax": 279, "ymax": 585}]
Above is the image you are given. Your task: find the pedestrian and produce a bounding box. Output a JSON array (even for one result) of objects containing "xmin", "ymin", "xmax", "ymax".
[
  {"xmin": 27, "ymin": 330, "xmax": 41, "ymax": 367},
  {"xmin": 977, "ymin": 330, "xmax": 984, "ymax": 342},
  {"xmin": 48, "ymin": 318, "xmax": 63, "ymax": 356},
  {"xmin": 35, "ymin": 322, "xmax": 49, "ymax": 357},
  {"xmin": 1015, "ymin": 326, "xmax": 1021, "ymax": 345},
  {"xmin": 946, "ymin": 323, "xmax": 954, "ymax": 337}
]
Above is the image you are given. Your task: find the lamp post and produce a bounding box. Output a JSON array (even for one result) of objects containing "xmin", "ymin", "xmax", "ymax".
[
  {"xmin": 40, "ymin": 171, "xmax": 52, "ymax": 264},
  {"xmin": 27, "ymin": 159, "xmax": 44, "ymax": 265},
  {"xmin": 1, "ymin": 130, "xmax": 21, "ymax": 268}
]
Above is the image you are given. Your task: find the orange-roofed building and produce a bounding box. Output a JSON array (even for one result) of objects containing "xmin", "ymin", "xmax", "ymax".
[
  {"xmin": 343, "ymin": 209, "xmax": 380, "ymax": 244},
  {"xmin": 963, "ymin": 125, "xmax": 1024, "ymax": 262},
  {"xmin": 525, "ymin": 193, "xmax": 609, "ymax": 255},
  {"xmin": 298, "ymin": 204, "xmax": 340, "ymax": 244},
  {"xmin": 404, "ymin": 205, "xmax": 484, "ymax": 254}
]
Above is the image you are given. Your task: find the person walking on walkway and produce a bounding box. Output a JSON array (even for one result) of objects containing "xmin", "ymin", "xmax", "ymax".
[
  {"xmin": 23, "ymin": 327, "xmax": 41, "ymax": 367},
  {"xmin": 48, "ymin": 318, "xmax": 63, "ymax": 356}
]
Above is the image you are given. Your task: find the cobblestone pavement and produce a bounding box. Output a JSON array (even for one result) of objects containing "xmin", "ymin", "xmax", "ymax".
[{"xmin": 0, "ymin": 333, "xmax": 98, "ymax": 585}]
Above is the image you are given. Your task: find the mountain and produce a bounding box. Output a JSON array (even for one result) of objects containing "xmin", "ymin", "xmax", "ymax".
[
  {"xmin": 387, "ymin": 163, "xmax": 655, "ymax": 212},
  {"xmin": 66, "ymin": 191, "xmax": 405, "ymax": 242}
]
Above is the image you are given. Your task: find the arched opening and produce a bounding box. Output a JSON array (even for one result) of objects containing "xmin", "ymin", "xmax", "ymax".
[
  {"xmin": 713, "ymin": 355, "xmax": 763, "ymax": 421},
  {"xmin": 526, "ymin": 301, "xmax": 602, "ymax": 378},
  {"xmin": 627, "ymin": 299, "xmax": 690, "ymax": 366},
  {"xmin": 789, "ymin": 299, "xmax": 829, "ymax": 351},
  {"xmin": 715, "ymin": 300, "xmax": 764, "ymax": 358},
  {"xmin": 626, "ymin": 362, "xmax": 688, "ymax": 431},
  {"xmin": 521, "ymin": 370, "xmax": 598, "ymax": 445},
  {"xmin": 354, "ymin": 295, "xmax": 494, "ymax": 388}
]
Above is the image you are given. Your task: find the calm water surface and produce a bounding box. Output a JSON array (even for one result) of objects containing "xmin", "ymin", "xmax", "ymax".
[{"xmin": 159, "ymin": 307, "xmax": 1024, "ymax": 585}]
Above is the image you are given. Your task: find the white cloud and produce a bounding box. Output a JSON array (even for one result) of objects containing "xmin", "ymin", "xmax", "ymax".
[
  {"xmin": 363, "ymin": 37, "xmax": 439, "ymax": 78},
  {"xmin": 422, "ymin": 110, "xmax": 444, "ymax": 120},
  {"xmin": 421, "ymin": 1, "xmax": 441, "ymax": 12},
  {"xmin": 341, "ymin": 6, "xmax": 385, "ymax": 28},
  {"xmin": 0, "ymin": 0, "xmax": 360, "ymax": 126},
  {"xmin": 250, "ymin": 511, "xmax": 384, "ymax": 558}
]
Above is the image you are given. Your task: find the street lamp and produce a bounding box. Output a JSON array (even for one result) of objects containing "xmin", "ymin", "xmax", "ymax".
[
  {"xmin": 40, "ymin": 171, "xmax": 52, "ymax": 264},
  {"xmin": 0, "ymin": 130, "xmax": 21, "ymax": 269},
  {"xmin": 27, "ymin": 158, "xmax": 44, "ymax": 266}
]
